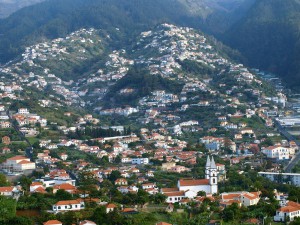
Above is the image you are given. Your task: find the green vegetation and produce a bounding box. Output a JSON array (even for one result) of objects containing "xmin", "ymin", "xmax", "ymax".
[
  {"xmin": 0, "ymin": 0, "xmax": 203, "ymax": 64},
  {"xmin": 223, "ymin": 0, "xmax": 300, "ymax": 89},
  {"xmin": 104, "ymin": 67, "xmax": 184, "ymax": 106}
]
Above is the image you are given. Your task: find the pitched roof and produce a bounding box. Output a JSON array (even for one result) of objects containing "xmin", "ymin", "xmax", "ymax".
[
  {"xmin": 210, "ymin": 157, "xmax": 217, "ymax": 169},
  {"xmin": 278, "ymin": 206, "xmax": 300, "ymax": 213},
  {"xmin": 206, "ymin": 156, "xmax": 211, "ymax": 167},
  {"xmin": 18, "ymin": 160, "xmax": 33, "ymax": 164},
  {"xmin": 33, "ymin": 186, "xmax": 46, "ymax": 193},
  {"xmin": 43, "ymin": 220, "xmax": 62, "ymax": 225},
  {"xmin": 161, "ymin": 187, "xmax": 179, "ymax": 193},
  {"xmin": 164, "ymin": 191, "xmax": 185, "ymax": 197},
  {"xmin": 55, "ymin": 199, "xmax": 82, "ymax": 206},
  {"xmin": 53, "ymin": 183, "xmax": 76, "ymax": 191},
  {"xmin": 106, "ymin": 203, "xmax": 117, "ymax": 209},
  {"xmin": 31, "ymin": 182, "xmax": 43, "ymax": 186},
  {"xmin": 179, "ymin": 179, "xmax": 209, "ymax": 186},
  {"xmin": 0, "ymin": 186, "xmax": 14, "ymax": 192},
  {"xmin": 8, "ymin": 155, "xmax": 28, "ymax": 161}
]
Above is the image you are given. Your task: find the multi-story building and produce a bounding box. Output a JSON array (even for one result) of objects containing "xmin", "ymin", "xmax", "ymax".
[
  {"xmin": 258, "ymin": 172, "xmax": 300, "ymax": 186},
  {"xmin": 1, "ymin": 156, "xmax": 35, "ymax": 173}
]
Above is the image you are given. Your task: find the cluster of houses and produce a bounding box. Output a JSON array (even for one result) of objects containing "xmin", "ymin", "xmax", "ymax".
[{"xmin": 0, "ymin": 23, "xmax": 299, "ymax": 225}]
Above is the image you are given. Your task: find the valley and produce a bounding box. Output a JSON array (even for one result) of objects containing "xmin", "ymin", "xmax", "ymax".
[{"xmin": 1, "ymin": 1, "xmax": 300, "ymax": 225}]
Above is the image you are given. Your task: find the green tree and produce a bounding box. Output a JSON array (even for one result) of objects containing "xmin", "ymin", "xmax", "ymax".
[
  {"xmin": 55, "ymin": 189, "xmax": 73, "ymax": 201},
  {"xmin": 0, "ymin": 174, "xmax": 10, "ymax": 186},
  {"xmin": 19, "ymin": 175, "xmax": 32, "ymax": 193},
  {"xmin": 0, "ymin": 196, "xmax": 16, "ymax": 222},
  {"xmin": 108, "ymin": 170, "xmax": 122, "ymax": 183}
]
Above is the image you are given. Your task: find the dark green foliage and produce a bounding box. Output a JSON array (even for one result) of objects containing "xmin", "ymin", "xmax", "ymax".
[
  {"xmin": 104, "ymin": 67, "xmax": 184, "ymax": 106},
  {"xmin": 0, "ymin": 196, "xmax": 17, "ymax": 222},
  {"xmin": 179, "ymin": 59, "xmax": 214, "ymax": 76},
  {"xmin": 0, "ymin": 173, "xmax": 10, "ymax": 187},
  {"xmin": 223, "ymin": 0, "xmax": 300, "ymax": 89},
  {"xmin": 68, "ymin": 127, "xmax": 122, "ymax": 139}
]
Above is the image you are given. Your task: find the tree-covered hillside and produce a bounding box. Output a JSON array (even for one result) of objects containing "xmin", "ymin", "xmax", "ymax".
[
  {"xmin": 223, "ymin": 0, "xmax": 300, "ymax": 89},
  {"xmin": 0, "ymin": 0, "xmax": 45, "ymax": 18}
]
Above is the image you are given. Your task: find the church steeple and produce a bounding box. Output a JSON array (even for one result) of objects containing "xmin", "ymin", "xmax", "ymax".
[
  {"xmin": 210, "ymin": 156, "xmax": 217, "ymax": 169},
  {"xmin": 209, "ymin": 156, "xmax": 218, "ymax": 189},
  {"xmin": 205, "ymin": 156, "xmax": 211, "ymax": 179}
]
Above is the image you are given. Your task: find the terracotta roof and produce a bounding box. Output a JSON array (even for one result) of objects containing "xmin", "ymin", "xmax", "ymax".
[
  {"xmin": 53, "ymin": 183, "xmax": 76, "ymax": 191},
  {"xmin": 106, "ymin": 203, "xmax": 117, "ymax": 209},
  {"xmin": 278, "ymin": 206, "xmax": 300, "ymax": 213},
  {"xmin": 156, "ymin": 222, "xmax": 172, "ymax": 225},
  {"xmin": 164, "ymin": 191, "xmax": 185, "ymax": 197},
  {"xmin": 242, "ymin": 193, "xmax": 259, "ymax": 200},
  {"xmin": 8, "ymin": 155, "xmax": 28, "ymax": 160},
  {"xmin": 33, "ymin": 186, "xmax": 46, "ymax": 193},
  {"xmin": 161, "ymin": 188, "xmax": 179, "ymax": 193},
  {"xmin": 31, "ymin": 182, "xmax": 43, "ymax": 186},
  {"xmin": 122, "ymin": 208, "xmax": 136, "ymax": 213},
  {"xmin": 222, "ymin": 193, "xmax": 240, "ymax": 200},
  {"xmin": 179, "ymin": 179, "xmax": 209, "ymax": 186},
  {"xmin": 18, "ymin": 160, "xmax": 33, "ymax": 164},
  {"xmin": 55, "ymin": 199, "xmax": 82, "ymax": 206},
  {"xmin": 43, "ymin": 220, "xmax": 63, "ymax": 225},
  {"xmin": 245, "ymin": 218, "xmax": 260, "ymax": 224},
  {"xmin": 0, "ymin": 186, "xmax": 14, "ymax": 192},
  {"xmin": 287, "ymin": 201, "xmax": 300, "ymax": 207}
]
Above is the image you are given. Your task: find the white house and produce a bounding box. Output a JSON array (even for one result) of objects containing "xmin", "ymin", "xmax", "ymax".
[
  {"xmin": 18, "ymin": 108, "xmax": 29, "ymax": 114},
  {"xmin": 0, "ymin": 186, "xmax": 18, "ymax": 196},
  {"xmin": 52, "ymin": 199, "xmax": 85, "ymax": 212},
  {"xmin": 274, "ymin": 201, "xmax": 300, "ymax": 222},
  {"xmin": 162, "ymin": 189, "xmax": 186, "ymax": 204},
  {"xmin": 1, "ymin": 156, "xmax": 35, "ymax": 173},
  {"xmin": 221, "ymin": 191, "xmax": 261, "ymax": 207},
  {"xmin": 262, "ymin": 146, "xmax": 292, "ymax": 160},
  {"xmin": 132, "ymin": 158, "xmax": 149, "ymax": 165}
]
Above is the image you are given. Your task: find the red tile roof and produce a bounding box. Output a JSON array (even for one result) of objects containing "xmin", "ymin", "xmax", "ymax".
[
  {"xmin": 0, "ymin": 186, "xmax": 14, "ymax": 192},
  {"xmin": 179, "ymin": 179, "xmax": 209, "ymax": 186},
  {"xmin": 43, "ymin": 220, "xmax": 63, "ymax": 225},
  {"xmin": 164, "ymin": 191, "xmax": 185, "ymax": 197}
]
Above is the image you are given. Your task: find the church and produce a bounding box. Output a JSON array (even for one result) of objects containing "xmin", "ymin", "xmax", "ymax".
[
  {"xmin": 162, "ymin": 156, "xmax": 218, "ymax": 203},
  {"xmin": 178, "ymin": 156, "xmax": 218, "ymax": 195}
]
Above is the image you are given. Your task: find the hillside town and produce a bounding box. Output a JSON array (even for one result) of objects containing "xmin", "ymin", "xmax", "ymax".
[{"xmin": 1, "ymin": 24, "xmax": 300, "ymax": 225}]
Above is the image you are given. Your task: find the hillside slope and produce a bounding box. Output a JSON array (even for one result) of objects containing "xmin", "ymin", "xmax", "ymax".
[
  {"xmin": 0, "ymin": 0, "xmax": 203, "ymax": 64},
  {"xmin": 0, "ymin": 0, "xmax": 45, "ymax": 18},
  {"xmin": 223, "ymin": 0, "xmax": 300, "ymax": 89}
]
